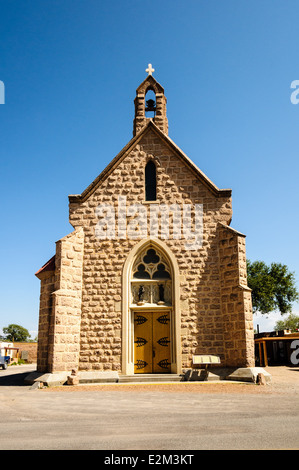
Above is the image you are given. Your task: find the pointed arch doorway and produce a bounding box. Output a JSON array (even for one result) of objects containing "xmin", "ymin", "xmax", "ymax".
[{"xmin": 122, "ymin": 239, "xmax": 181, "ymax": 376}]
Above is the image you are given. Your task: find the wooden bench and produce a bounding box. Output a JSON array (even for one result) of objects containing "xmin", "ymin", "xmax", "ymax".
[{"xmin": 192, "ymin": 355, "xmax": 221, "ymax": 370}]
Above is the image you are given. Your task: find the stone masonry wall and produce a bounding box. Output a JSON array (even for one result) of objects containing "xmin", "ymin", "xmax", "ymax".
[
  {"xmin": 219, "ymin": 224, "xmax": 255, "ymax": 367},
  {"xmin": 48, "ymin": 228, "xmax": 84, "ymax": 372},
  {"xmin": 67, "ymin": 126, "xmax": 252, "ymax": 372},
  {"xmin": 36, "ymin": 272, "xmax": 55, "ymax": 372}
]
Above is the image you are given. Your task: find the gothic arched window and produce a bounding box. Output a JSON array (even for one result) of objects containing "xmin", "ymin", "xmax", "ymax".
[
  {"xmin": 145, "ymin": 160, "xmax": 156, "ymax": 201},
  {"xmin": 131, "ymin": 246, "xmax": 172, "ymax": 305}
]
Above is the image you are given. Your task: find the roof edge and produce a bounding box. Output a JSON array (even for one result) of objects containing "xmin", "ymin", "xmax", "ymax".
[
  {"xmin": 148, "ymin": 122, "xmax": 232, "ymax": 198},
  {"xmin": 35, "ymin": 255, "xmax": 55, "ymax": 279},
  {"xmin": 136, "ymin": 75, "xmax": 164, "ymax": 94},
  {"xmin": 219, "ymin": 222, "xmax": 246, "ymax": 237},
  {"xmin": 69, "ymin": 124, "xmax": 152, "ymax": 204}
]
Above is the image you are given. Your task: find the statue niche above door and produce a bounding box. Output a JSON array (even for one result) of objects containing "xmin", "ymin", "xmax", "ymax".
[{"xmin": 130, "ymin": 246, "xmax": 172, "ymax": 308}]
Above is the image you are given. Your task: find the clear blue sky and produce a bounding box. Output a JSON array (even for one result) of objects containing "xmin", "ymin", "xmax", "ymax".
[{"xmin": 1, "ymin": 0, "xmax": 299, "ymax": 337}]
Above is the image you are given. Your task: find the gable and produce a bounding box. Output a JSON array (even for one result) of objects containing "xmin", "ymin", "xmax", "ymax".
[
  {"xmin": 136, "ymin": 75, "xmax": 165, "ymax": 94},
  {"xmin": 69, "ymin": 120, "xmax": 231, "ymax": 205}
]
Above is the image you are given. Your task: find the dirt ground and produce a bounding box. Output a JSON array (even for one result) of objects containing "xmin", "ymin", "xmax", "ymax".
[
  {"xmin": 42, "ymin": 365, "xmax": 299, "ymax": 395},
  {"xmin": 2, "ymin": 364, "xmax": 299, "ymax": 449}
]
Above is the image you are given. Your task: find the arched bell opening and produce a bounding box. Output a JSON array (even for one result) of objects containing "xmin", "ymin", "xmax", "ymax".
[{"xmin": 145, "ymin": 88, "xmax": 156, "ymax": 119}]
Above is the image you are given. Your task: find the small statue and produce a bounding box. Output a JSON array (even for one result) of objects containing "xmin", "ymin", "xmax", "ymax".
[
  {"xmin": 138, "ymin": 285, "xmax": 145, "ymax": 302},
  {"xmin": 158, "ymin": 284, "xmax": 165, "ymax": 303}
]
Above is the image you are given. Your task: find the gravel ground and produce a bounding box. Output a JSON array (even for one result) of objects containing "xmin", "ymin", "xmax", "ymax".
[{"xmin": 41, "ymin": 365, "xmax": 299, "ymax": 395}]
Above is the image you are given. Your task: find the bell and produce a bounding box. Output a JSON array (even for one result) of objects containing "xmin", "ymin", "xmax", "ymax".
[{"xmin": 145, "ymin": 99, "xmax": 156, "ymax": 112}]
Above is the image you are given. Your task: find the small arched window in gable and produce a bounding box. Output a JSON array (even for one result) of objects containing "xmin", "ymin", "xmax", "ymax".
[{"xmin": 145, "ymin": 160, "xmax": 157, "ymax": 201}]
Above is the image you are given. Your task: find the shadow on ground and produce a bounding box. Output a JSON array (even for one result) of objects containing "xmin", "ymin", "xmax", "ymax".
[{"xmin": 0, "ymin": 367, "xmax": 36, "ymax": 387}]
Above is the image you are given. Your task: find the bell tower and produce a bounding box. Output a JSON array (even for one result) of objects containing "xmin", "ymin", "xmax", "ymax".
[{"xmin": 133, "ymin": 64, "xmax": 168, "ymax": 136}]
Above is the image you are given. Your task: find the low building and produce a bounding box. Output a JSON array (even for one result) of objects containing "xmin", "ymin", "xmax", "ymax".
[{"xmin": 255, "ymin": 330, "xmax": 299, "ymax": 367}]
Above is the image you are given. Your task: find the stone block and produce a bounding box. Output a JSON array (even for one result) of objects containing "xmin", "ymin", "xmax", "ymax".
[{"xmin": 226, "ymin": 367, "xmax": 271, "ymax": 384}]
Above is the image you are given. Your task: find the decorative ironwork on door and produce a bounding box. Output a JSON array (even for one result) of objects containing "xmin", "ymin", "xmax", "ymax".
[
  {"xmin": 157, "ymin": 314, "xmax": 170, "ymax": 325},
  {"xmin": 134, "ymin": 359, "xmax": 148, "ymax": 370},
  {"xmin": 157, "ymin": 359, "xmax": 171, "ymax": 370},
  {"xmin": 157, "ymin": 336, "xmax": 170, "ymax": 347},
  {"xmin": 134, "ymin": 337, "xmax": 148, "ymax": 347},
  {"xmin": 134, "ymin": 315, "xmax": 148, "ymax": 325}
]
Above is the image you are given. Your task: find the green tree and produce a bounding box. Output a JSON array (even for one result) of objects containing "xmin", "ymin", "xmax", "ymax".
[
  {"xmin": 274, "ymin": 313, "xmax": 299, "ymax": 332},
  {"xmin": 2, "ymin": 324, "xmax": 31, "ymax": 342},
  {"xmin": 247, "ymin": 260, "xmax": 299, "ymax": 315}
]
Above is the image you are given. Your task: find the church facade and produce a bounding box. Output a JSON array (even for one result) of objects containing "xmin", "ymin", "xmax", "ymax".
[{"xmin": 35, "ymin": 70, "xmax": 255, "ymax": 377}]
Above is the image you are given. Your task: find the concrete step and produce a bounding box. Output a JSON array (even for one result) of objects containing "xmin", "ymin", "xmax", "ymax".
[{"xmin": 118, "ymin": 374, "xmax": 185, "ymax": 383}]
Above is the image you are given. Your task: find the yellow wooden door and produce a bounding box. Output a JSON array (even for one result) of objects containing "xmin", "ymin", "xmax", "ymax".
[
  {"xmin": 134, "ymin": 312, "xmax": 153, "ymax": 373},
  {"xmin": 134, "ymin": 312, "xmax": 171, "ymax": 374},
  {"xmin": 153, "ymin": 312, "xmax": 171, "ymax": 373}
]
